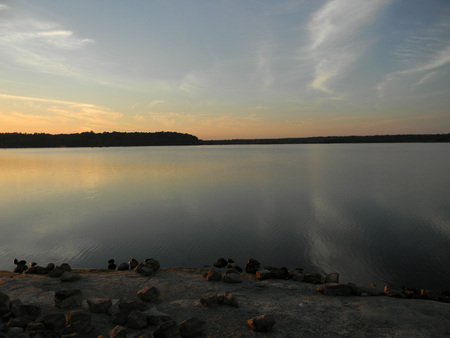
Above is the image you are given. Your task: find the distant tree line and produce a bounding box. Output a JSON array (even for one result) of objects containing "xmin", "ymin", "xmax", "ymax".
[
  {"xmin": 1, "ymin": 132, "xmax": 449, "ymax": 148},
  {"xmin": 201, "ymin": 133, "xmax": 450, "ymax": 145},
  {"xmin": 0, "ymin": 131, "xmax": 200, "ymax": 148}
]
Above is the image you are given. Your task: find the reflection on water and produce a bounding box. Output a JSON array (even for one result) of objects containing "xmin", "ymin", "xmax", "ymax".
[{"xmin": 1, "ymin": 144, "xmax": 449, "ymax": 290}]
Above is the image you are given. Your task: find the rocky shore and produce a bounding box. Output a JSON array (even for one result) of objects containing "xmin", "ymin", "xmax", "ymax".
[{"xmin": 0, "ymin": 258, "xmax": 449, "ymax": 337}]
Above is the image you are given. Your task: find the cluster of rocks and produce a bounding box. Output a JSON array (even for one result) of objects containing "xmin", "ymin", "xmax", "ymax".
[
  {"xmin": 0, "ymin": 285, "xmax": 207, "ymax": 337},
  {"xmin": 210, "ymin": 257, "xmax": 450, "ymax": 303},
  {"xmin": 107, "ymin": 258, "xmax": 161, "ymax": 276}
]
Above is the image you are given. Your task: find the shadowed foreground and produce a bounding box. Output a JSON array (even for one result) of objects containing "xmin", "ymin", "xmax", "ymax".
[{"xmin": 0, "ymin": 268, "xmax": 449, "ymax": 337}]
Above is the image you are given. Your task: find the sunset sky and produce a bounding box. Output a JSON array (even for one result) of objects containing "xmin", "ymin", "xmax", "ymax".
[{"xmin": 1, "ymin": 0, "xmax": 449, "ymax": 140}]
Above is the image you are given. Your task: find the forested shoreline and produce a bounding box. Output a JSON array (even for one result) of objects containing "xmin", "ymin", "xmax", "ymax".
[
  {"xmin": 0, "ymin": 131, "xmax": 200, "ymax": 148},
  {"xmin": 0, "ymin": 132, "xmax": 449, "ymax": 148}
]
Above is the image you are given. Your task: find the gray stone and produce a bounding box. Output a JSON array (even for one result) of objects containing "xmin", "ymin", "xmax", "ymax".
[
  {"xmin": 204, "ymin": 269, "xmax": 222, "ymax": 281},
  {"xmin": 25, "ymin": 321, "xmax": 45, "ymax": 333},
  {"xmin": 126, "ymin": 310, "xmax": 148, "ymax": 330},
  {"xmin": 213, "ymin": 257, "xmax": 228, "ymax": 268},
  {"xmin": 61, "ymin": 271, "xmax": 81, "ymax": 282},
  {"xmin": 247, "ymin": 314, "xmax": 275, "ymax": 332},
  {"xmin": 110, "ymin": 325, "xmax": 127, "ymax": 337},
  {"xmin": 117, "ymin": 263, "xmax": 129, "ymax": 271},
  {"xmin": 144, "ymin": 308, "xmax": 172, "ymax": 325},
  {"xmin": 178, "ymin": 317, "xmax": 206, "ymax": 337},
  {"xmin": 222, "ymin": 271, "xmax": 243, "ymax": 283},
  {"xmin": 54, "ymin": 289, "xmax": 83, "ymax": 309},
  {"xmin": 137, "ymin": 287, "xmax": 160, "ymax": 302},
  {"xmin": 289, "ymin": 269, "xmax": 304, "ymax": 282},
  {"xmin": 144, "ymin": 258, "xmax": 160, "ymax": 272},
  {"xmin": 111, "ymin": 310, "xmax": 130, "ymax": 325},
  {"xmin": 66, "ymin": 310, "xmax": 91, "ymax": 325},
  {"xmin": 87, "ymin": 298, "xmax": 112, "ymax": 313},
  {"xmin": 200, "ymin": 294, "xmax": 219, "ymax": 307},
  {"xmin": 219, "ymin": 291, "xmax": 239, "ymax": 308},
  {"xmin": 256, "ymin": 269, "xmax": 273, "ymax": 280},
  {"xmin": 7, "ymin": 316, "xmax": 33, "ymax": 328},
  {"xmin": 48, "ymin": 266, "xmax": 66, "ymax": 277}
]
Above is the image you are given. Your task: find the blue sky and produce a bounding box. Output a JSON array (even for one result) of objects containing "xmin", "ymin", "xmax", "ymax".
[{"xmin": 0, "ymin": 0, "xmax": 449, "ymax": 139}]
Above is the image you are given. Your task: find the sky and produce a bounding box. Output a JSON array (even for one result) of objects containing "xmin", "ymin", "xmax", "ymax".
[{"xmin": 0, "ymin": 0, "xmax": 449, "ymax": 140}]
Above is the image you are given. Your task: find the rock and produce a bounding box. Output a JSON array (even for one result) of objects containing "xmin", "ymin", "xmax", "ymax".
[
  {"xmin": 222, "ymin": 270, "xmax": 243, "ymax": 283},
  {"xmin": 54, "ymin": 289, "xmax": 83, "ymax": 309},
  {"xmin": 230, "ymin": 264, "xmax": 243, "ymax": 272},
  {"xmin": 219, "ymin": 291, "xmax": 239, "ymax": 308},
  {"xmin": 66, "ymin": 310, "xmax": 94, "ymax": 335},
  {"xmin": 153, "ymin": 320, "xmax": 180, "ymax": 338},
  {"xmin": 66, "ymin": 310, "xmax": 91, "ymax": 324},
  {"xmin": 289, "ymin": 269, "xmax": 304, "ymax": 282},
  {"xmin": 13, "ymin": 259, "xmax": 27, "ymax": 274},
  {"xmin": 117, "ymin": 263, "xmax": 129, "ymax": 271},
  {"xmin": 304, "ymin": 273, "xmax": 322, "ymax": 284},
  {"xmin": 110, "ymin": 325, "xmax": 127, "ymax": 337},
  {"xmin": 317, "ymin": 283, "xmax": 354, "ymax": 296},
  {"xmin": 245, "ymin": 259, "xmax": 260, "ymax": 274},
  {"xmin": 213, "ymin": 257, "xmax": 228, "ymax": 268},
  {"xmin": 6, "ymin": 327, "xmax": 24, "ymax": 336},
  {"xmin": 126, "ymin": 310, "xmax": 148, "ymax": 330},
  {"xmin": 134, "ymin": 262, "xmax": 155, "ymax": 275},
  {"xmin": 325, "ymin": 272, "xmax": 340, "ymax": 283},
  {"xmin": 0, "ymin": 292, "xmax": 10, "ymax": 316},
  {"xmin": 111, "ymin": 310, "xmax": 130, "ymax": 325},
  {"xmin": 87, "ymin": 298, "xmax": 112, "ymax": 313},
  {"xmin": 61, "ymin": 271, "xmax": 82, "ymax": 282},
  {"xmin": 203, "ymin": 269, "xmax": 222, "ymax": 282},
  {"xmin": 178, "ymin": 317, "xmax": 206, "ymax": 337},
  {"xmin": 256, "ymin": 269, "xmax": 273, "ymax": 280},
  {"xmin": 48, "ymin": 266, "xmax": 66, "ymax": 277},
  {"xmin": 45, "ymin": 263, "xmax": 55, "ymax": 272},
  {"xmin": 60, "ymin": 263, "xmax": 72, "ymax": 272},
  {"xmin": 144, "ymin": 258, "xmax": 160, "ymax": 272},
  {"xmin": 200, "ymin": 294, "xmax": 219, "ymax": 307},
  {"xmin": 248, "ymin": 314, "xmax": 275, "ymax": 332},
  {"xmin": 272, "ymin": 267, "xmax": 290, "ymax": 279},
  {"xmin": 358, "ymin": 284, "xmax": 384, "ymax": 296},
  {"xmin": 384, "ymin": 284, "xmax": 404, "ymax": 298},
  {"xmin": 144, "ymin": 308, "xmax": 172, "ymax": 325},
  {"xmin": 137, "ymin": 287, "xmax": 161, "ymax": 303},
  {"xmin": 41, "ymin": 313, "xmax": 66, "ymax": 330},
  {"xmin": 108, "ymin": 259, "xmax": 117, "ymax": 270},
  {"xmin": 128, "ymin": 259, "xmax": 139, "ymax": 269}
]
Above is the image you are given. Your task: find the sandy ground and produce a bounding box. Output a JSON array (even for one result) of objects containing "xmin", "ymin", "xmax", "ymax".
[{"xmin": 0, "ymin": 268, "xmax": 449, "ymax": 337}]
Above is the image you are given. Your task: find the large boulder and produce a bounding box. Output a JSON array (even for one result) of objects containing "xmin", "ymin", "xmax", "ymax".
[
  {"xmin": 117, "ymin": 263, "xmax": 129, "ymax": 271},
  {"xmin": 60, "ymin": 271, "xmax": 81, "ymax": 282},
  {"xmin": 304, "ymin": 273, "xmax": 322, "ymax": 284},
  {"xmin": 153, "ymin": 320, "xmax": 180, "ymax": 338},
  {"xmin": 325, "ymin": 272, "xmax": 340, "ymax": 283},
  {"xmin": 40, "ymin": 313, "xmax": 66, "ymax": 330}
]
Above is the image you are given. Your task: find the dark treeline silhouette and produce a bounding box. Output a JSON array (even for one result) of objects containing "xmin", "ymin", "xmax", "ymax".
[
  {"xmin": 201, "ymin": 133, "xmax": 450, "ymax": 145},
  {"xmin": 1, "ymin": 132, "xmax": 449, "ymax": 148},
  {"xmin": 0, "ymin": 131, "xmax": 200, "ymax": 148}
]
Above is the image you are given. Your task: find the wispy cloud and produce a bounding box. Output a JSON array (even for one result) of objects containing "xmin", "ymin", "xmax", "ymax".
[
  {"xmin": 377, "ymin": 45, "xmax": 450, "ymax": 95},
  {"xmin": 307, "ymin": 0, "xmax": 390, "ymax": 94},
  {"xmin": 0, "ymin": 7, "xmax": 94, "ymax": 76}
]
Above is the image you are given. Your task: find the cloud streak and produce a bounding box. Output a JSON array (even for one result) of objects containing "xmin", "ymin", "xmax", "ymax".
[{"xmin": 307, "ymin": 0, "xmax": 390, "ymax": 94}]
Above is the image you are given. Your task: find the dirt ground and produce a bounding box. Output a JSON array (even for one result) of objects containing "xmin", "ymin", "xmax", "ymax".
[{"xmin": 0, "ymin": 268, "xmax": 449, "ymax": 337}]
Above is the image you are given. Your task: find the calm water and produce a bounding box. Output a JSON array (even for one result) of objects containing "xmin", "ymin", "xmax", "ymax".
[{"xmin": 1, "ymin": 144, "xmax": 449, "ymax": 290}]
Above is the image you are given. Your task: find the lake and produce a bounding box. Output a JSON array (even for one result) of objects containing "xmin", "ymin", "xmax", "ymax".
[{"xmin": 1, "ymin": 143, "xmax": 449, "ymax": 290}]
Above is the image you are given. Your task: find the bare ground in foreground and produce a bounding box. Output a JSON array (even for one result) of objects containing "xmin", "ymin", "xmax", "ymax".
[{"xmin": 0, "ymin": 268, "xmax": 449, "ymax": 337}]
